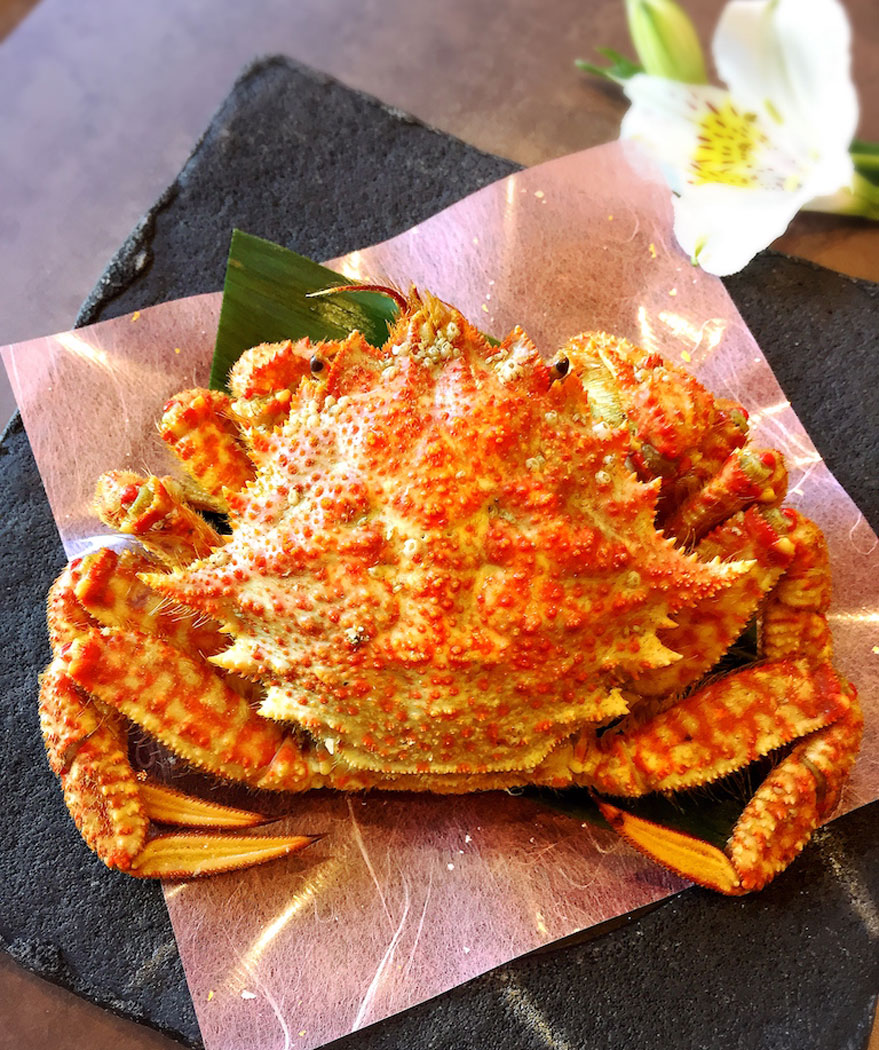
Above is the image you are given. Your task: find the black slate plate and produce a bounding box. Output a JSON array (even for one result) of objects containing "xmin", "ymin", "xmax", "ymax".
[{"xmin": 2, "ymin": 56, "xmax": 877, "ymax": 1050}]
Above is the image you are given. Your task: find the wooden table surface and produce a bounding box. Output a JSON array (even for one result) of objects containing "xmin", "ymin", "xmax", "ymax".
[{"xmin": 1, "ymin": 1, "xmax": 877, "ymax": 1047}]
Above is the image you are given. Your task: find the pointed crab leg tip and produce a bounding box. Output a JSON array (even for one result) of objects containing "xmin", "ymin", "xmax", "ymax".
[
  {"xmin": 594, "ymin": 796, "xmax": 747, "ymax": 896},
  {"xmin": 138, "ymin": 780, "xmax": 270, "ymax": 829},
  {"xmin": 127, "ymin": 832, "xmax": 318, "ymax": 879}
]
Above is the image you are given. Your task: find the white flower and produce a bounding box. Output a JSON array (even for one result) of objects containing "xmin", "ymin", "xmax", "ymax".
[{"xmin": 620, "ymin": 0, "xmax": 859, "ymax": 275}]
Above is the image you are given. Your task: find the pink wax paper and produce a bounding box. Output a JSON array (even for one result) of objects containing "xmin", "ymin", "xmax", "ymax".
[{"xmin": 3, "ymin": 141, "xmax": 878, "ymax": 1050}]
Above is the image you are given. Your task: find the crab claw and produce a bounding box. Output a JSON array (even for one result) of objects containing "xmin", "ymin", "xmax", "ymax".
[
  {"xmin": 594, "ymin": 687, "xmax": 862, "ymax": 894},
  {"xmin": 39, "ymin": 661, "xmax": 316, "ymax": 879},
  {"xmin": 586, "ymin": 508, "xmax": 862, "ymax": 894}
]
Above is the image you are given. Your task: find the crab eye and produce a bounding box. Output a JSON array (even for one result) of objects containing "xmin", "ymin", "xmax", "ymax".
[
  {"xmin": 550, "ymin": 356, "xmax": 569, "ymax": 380},
  {"xmin": 310, "ymin": 356, "xmax": 325, "ymax": 374}
]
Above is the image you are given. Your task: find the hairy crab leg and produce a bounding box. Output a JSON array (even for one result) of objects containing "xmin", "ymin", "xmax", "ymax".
[
  {"xmin": 42, "ymin": 551, "xmax": 320, "ymax": 877},
  {"xmin": 159, "ymin": 388, "xmax": 256, "ymax": 512},
  {"xmin": 47, "ymin": 558, "xmax": 94, "ymax": 648},
  {"xmin": 576, "ymin": 659, "xmax": 848, "ymax": 797},
  {"xmin": 94, "ymin": 470, "xmax": 223, "ymax": 567},
  {"xmin": 588, "ymin": 510, "xmax": 862, "ymax": 893},
  {"xmin": 73, "ymin": 546, "xmax": 229, "ymax": 658},
  {"xmin": 761, "ymin": 510, "xmax": 834, "ymax": 663},
  {"xmin": 63, "ymin": 626, "xmax": 317, "ymax": 793},
  {"xmin": 662, "ymin": 448, "xmax": 788, "ymax": 547},
  {"xmin": 39, "ymin": 660, "xmax": 311, "ymax": 877}
]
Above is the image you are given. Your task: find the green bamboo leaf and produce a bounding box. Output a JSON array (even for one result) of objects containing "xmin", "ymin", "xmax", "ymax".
[{"xmin": 210, "ymin": 230, "xmax": 400, "ymax": 391}]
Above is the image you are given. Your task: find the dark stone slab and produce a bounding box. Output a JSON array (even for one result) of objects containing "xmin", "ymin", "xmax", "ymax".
[
  {"xmin": 726, "ymin": 256, "xmax": 879, "ymax": 528},
  {"xmin": 2, "ymin": 55, "xmax": 877, "ymax": 1050}
]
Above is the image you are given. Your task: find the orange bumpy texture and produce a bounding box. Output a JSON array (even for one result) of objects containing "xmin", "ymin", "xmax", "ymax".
[{"xmin": 149, "ymin": 293, "xmax": 751, "ymax": 780}]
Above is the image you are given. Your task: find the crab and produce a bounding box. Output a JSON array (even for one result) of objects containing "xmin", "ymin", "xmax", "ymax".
[{"xmin": 40, "ymin": 286, "xmax": 862, "ymax": 892}]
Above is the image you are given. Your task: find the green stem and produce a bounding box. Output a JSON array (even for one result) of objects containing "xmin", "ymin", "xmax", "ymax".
[
  {"xmin": 803, "ymin": 173, "xmax": 879, "ymax": 222},
  {"xmin": 851, "ymin": 151, "xmax": 879, "ymax": 174}
]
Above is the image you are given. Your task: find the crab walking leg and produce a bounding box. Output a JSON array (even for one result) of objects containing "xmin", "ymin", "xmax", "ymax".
[
  {"xmin": 761, "ymin": 510, "xmax": 834, "ymax": 663},
  {"xmin": 577, "ymin": 660, "xmax": 848, "ymax": 796},
  {"xmin": 74, "ymin": 547, "xmax": 229, "ymax": 658},
  {"xmin": 581, "ymin": 659, "xmax": 852, "ymax": 894},
  {"xmin": 160, "ymin": 389, "xmax": 256, "ymax": 512},
  {"xmin": 94, "ymin": 471, "xmax": 223, "ymax": 567},
  {"xmin": 594, "ymin": 685, "xmax": 862, "ymax": 894},
  {"xmin": 39, "ymin": 661, "xmax": 309, "ymax": 877},
  {"xmin": 715, "ymin": 508, "xmax": 863, "ymax": 891},
  {"xmin": 43, "ymin": 564, "xmax": 315, "ymax": 877},
  {"xmin": 632, "ymin": 507, "xmax": 794, "ymax": 698},
  {"xmin": 591, "ymin": 511, "xmax": 861, "ymax": 894},
  {"xmin": 63, "ymin": 627, "xmax": 317, "ymax": 793},
  {"xmin": 663, "ymin": 448, "xmax": 788, "ymax": 547},
  {"xmin": 40, "ymin": 660, "xmax": 149, "ymax": 868},
  {"xmin": 47, "ymin": 558, "xmax": 95, "ymax": 648},
  {"xmin": 723, "ymin": 687, "xmax": 863, "ymax": 891}
]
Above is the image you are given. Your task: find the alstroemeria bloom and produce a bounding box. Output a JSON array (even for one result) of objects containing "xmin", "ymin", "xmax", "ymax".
[{"xmin": 620, "ymin": 0, "xmax": 859, "ymax": 275}]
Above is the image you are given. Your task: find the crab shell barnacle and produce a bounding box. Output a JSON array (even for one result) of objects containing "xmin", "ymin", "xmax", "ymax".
[{"xmin": 40, "ymin": 286, "xmax": 862, "ymax": 892}]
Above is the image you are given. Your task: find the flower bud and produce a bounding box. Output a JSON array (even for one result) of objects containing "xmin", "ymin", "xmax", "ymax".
[{"xmin": 625, "ymin": 0, "xmax": 708, "ymax": 83}]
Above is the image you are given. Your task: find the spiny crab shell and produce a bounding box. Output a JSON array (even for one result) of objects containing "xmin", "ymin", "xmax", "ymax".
[
  {"xmin": 41, "ymin": 285, "xmax": 862, "ymax": 891},
  {"xmin": 158, "ymin": 299, "xmax": 750, "ymax": 779}
]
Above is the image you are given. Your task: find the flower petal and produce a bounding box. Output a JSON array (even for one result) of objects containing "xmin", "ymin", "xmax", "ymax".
[
  {"xmin": 671, "ymin": 181, "xmax": 812, "ymax": 275},
  {"xmin": 714, "ymin": 0, "xmax": 858, "ymax": 155},
  {"xmin": 621, "ymin": 76, "xmax": 733, "ymax": 194}
]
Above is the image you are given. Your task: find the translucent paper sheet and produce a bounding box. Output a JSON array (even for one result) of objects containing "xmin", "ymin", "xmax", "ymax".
[{"xmin": 4, "ymin": 141, "xmax": 877, "ymax": 1050}]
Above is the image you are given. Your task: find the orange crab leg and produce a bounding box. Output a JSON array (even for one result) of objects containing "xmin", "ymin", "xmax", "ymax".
[
  {"xmin": 761, "ymin": 510, "xmax": 834, "ymax": 663},
  {"xmin": 39, "ymin": 660, "xmax": 315, "ymax": 878},
  {"xmin": 40, "ymin": 660, "xmax": 149, "ymax": 868},
  {"xmin": 160, "ymin": 388, "xmax": 256, "ymax": 512},
  {"xmin": 663, "ymin": 448, "xmax": 788, "ymax": 547},
  {"xmin": 74, "ymin": 547, "xmax": 228, "ymax": 657},
  {"xmin": 94, "ymin": 470, "xmax": 223, "ymax": 567},
  {"xmin": 595, "ymin": 684, "xmax": 862, "ymax": 894},
  {"xmin": 724, "ymin": 686, "xmax": 863, "ymax": 891},
  {"xmin": 47, "ymin": 558, "xmax": 95, "ymax": 648},
  {"xmin": 592, "ymin": 508, "xmax": 860, "ymax": 894},
  {"xmin": 62, "ymin": 626, "xmax": 314, "ymax": 793},
  {"xmin": 578, "ymin": 659, "xmax": 848, "ymax": 796},
  {"xmin": 39, "ymin": 663, "xmax": 312, "ymax": 877}
]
